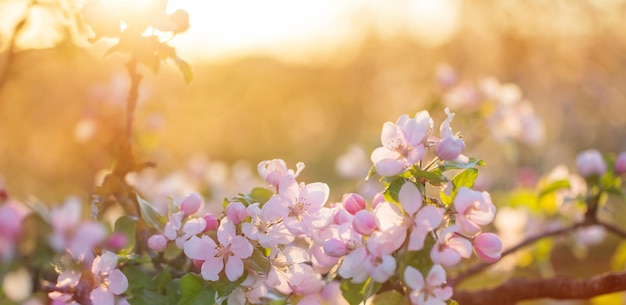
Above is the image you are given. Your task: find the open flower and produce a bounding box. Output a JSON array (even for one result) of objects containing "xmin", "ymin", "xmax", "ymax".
[
  {"xmin": 184, "ymin": 219, "xmax": 253, "ymax": 281},
  {"xmin": 371, "ymin": 111, "xmax": 433, "ymax": 176},
  {"xmin": 435, "ymin": 108, "xmax": 465, "ymax": 161},
  {"xmin": 431, "ymin": 226, "xmax": 472, "ymax": 266},
  {"xmin": 405, "ymin": 265, "xmax": 452, "ymax": 305},
  {"xmin": 399, "ymin": 182, "xmax": 443, "ymax": 251},
  {"xmin": 453, "ymin": 187, "xmax": 496, "ymax": 235},
  {"xmin": 90, "ymin": 251, "xmax": 129, "ymax": 305}
]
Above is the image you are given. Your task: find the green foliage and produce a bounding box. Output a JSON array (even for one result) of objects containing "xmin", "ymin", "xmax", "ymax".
[
  {"xmin": 179, "ymin": 273, "xmax": 216, "ymax": 305},
  {"xmin": 371, "ymin": 290, "xmax": 408, "ymax": 305},
  {"xmin": 383, "ymin": 177, "xmax": 406, "ymax": 203},
  {"xmin": 410, "ymin": 167, "xmax": 447, "ymax": 186},
  {"xmin": 340, "ymin": 278, "xmax": 382, "ymax": 305},
  {"xmin": 114, "ymin": 215, "xmax": 138, "ymax": 255},
  {"xmin": 246, "ymin": 248, "xmax": 272, "ymax": 275},
  {"xmin": 137, "ymin": 194, "xmax": 167, "ymax": 230},
  {"xmin": 538, "ymin": 179, "xmax": 571, "ymax": 199},
  {"xmin": 440, "ymin": 168, "xmax": 479, "ymax": 206}
]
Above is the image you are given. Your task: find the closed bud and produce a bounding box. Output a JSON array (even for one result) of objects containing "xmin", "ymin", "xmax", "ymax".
[
  {"xmin": 473, "ymin": 232, "xmax": 502, "ymax": 263},
  {"xmin": 225, "ymin": 202, "xmax": 247, "ymax": 225},
  {"xmin": 436, "ymin": 137, "xmax": 465, "ymax": 161},
  {"xmin": 615, "ymin": 152, "xmax": 626, "ymax": 175},
  {"xmin": 333, "ymin": 208, "xmax": 353, "ymax": 225},
  {"xmin": 342, "ymin": 193, "xmax": 366, "ymax": 215},
  {"xmin": 106, "ymin": 233, "xmax": 128, "ymax": 251},
  {"xmin": 180, "ymin": 193, "xmax": 202, "ymax": 216},
  {"xmin": 147, "ymin": 234, "xmax": 168, "ymax": 252},
  {"xmin": 203, "ymin": 213, "xmax": 219, "ymax": 231},
  {"xmin": 576, "ymin": 149, "xmax": 607, "ymax": 177},
  {"xmin": 352, "ymin": 210, "xmax": 377, "ymax": 235},
  {"xmin": 323, "ymin": 238, "xmax": 348, "ymax": 257}
]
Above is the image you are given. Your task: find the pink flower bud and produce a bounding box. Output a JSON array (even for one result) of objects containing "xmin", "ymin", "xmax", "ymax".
[
  {"xmin": 352, "ymin": 210, "xmax": 377, "ymax": 235},
  {"xmin": 323, "ymin": 238, "xmax": 349, "ymax": 257},
  {"xmin": 0, "ymin": 204, "xmax": 22, "ymax": 240},
  {"xmin": 225, "ymin": 202, "xmax": 247, "ymax": 225},
  {"xmin": 180, "ymin": 193, "xmax": 202, "ymax": 216},
  {"xmin": 576, "ymin": 149, "xmax": 607, "ymax": 177},
  {"xmin": 148, "ymin": 234, "xmax": 168, "ymax": 252},
  {"xmin": 473, "ymin": 232, "xmax": 502, "ymax": 263},
  {"xmin": 333, "ymin": 208, "xmax": 353, "ymax": 225},
  {"xmin": 615, "ymin": 152, "xmax": 626, "ymax": 175},
  {"xmin": 372, "ymin": 193, "xmax": 385, "ymax": 209},
  {"xmin": 342, "ymin": 193, "xmax": 366, "ymax": 215},
  {"xmin": 436, "ymin": 137, "xmax": 465, "ymax": 161},
  {"xmin": 203, "ymin": 213, "xmax": 219, "ymax": 231},
  {"xmin": 107, "ymin": 233, "xmax": 128, "ymax": 251}
]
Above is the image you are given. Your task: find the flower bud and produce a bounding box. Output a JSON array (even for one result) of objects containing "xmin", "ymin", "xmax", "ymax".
[
  {"xmin": 473, "ymin": 232, "xmax": 502, "ymax": 263},
  {"xmin": 333, "ymin": 208, "xmax": 353, "ymax": 225},
  {"xmin": 106, "ymin": 233, "xmax": 128, "ymax": 251},
  {"xmin": 180, "ymin": 193, "xmax": 202, "ymax": 216},
  {"xmin": 323, "ymin": 238, "xmax": 348, "ymax": 257},
  {"xmin": 576, "ymin": 149, "xmax": 606, "ymax": 177},
  {"xmin": 203, "ymin": 213, "xmax": 219, "ymax": 231},
  {"xmin": 147, "ymin": 234, "xmax": 168, "ymax": 252},
  {"xmin": 342, "ymin": 193, "xmax": 366, "ymax": 215},
  {"xmin": 436, "ymin": 137, "xmax": 465, "ymax": 161},
  {"xmin": 352, "ymin": 210, "xmax": 377, "ymax": 235},
  {"xmin": 615, "ymin": 152, "xmax": 626, "ymax": 175},
  {"xmin": 225, "ymin": 202, "xmax": 247, "ymax": 225}
]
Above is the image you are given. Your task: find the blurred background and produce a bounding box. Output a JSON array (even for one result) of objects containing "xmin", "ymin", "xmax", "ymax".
[
  {"xmin": 1, "ymin": 1, "xmax": 626, "ymax": 304},
  {"xmin": 0, "ymin": 0, "xmax": 625, "ymax": 203}
]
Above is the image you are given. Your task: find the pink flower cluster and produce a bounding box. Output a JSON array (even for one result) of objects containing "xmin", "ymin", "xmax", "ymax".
[{"xmin": 141, "ymin": 110, "xmax": 502, "ymax": 305}]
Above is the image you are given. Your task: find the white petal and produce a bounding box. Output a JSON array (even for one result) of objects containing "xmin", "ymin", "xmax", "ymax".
[{"xmin": 403, "ymin": 266, "xmax": 424, "ymax": 291}]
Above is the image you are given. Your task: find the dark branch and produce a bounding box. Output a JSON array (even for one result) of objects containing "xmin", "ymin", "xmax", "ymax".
[{"xmin": 453, "ymin": 270, "xmax": 626, "ymax": 305}]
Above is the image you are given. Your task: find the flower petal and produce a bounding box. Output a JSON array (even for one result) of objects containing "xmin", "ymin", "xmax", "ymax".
[
  {"xmin": 90, "ymin": 285, "xmax": 114, "ymax": 305},
  {"xmin": 225, "ymin": 256, "xmax": 244, "ymax": 281},
  {"xmin": 183, "ymin": 235, "xmax": 216, "ymax": 260},
  {"xmin": 403, "ymin": 266, "xmax": 424, "ymax": 291}
]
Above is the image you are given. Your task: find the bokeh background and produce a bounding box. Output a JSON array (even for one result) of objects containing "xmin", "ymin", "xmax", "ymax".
[{"xmin": 1, "ymin": 0, "xmax": 626, "ymax": 304}]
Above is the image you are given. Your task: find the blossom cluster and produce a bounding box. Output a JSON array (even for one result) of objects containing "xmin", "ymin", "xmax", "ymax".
[{"xmin": 0, "ymin": 109, "xmax": 507, "ymax": 305}]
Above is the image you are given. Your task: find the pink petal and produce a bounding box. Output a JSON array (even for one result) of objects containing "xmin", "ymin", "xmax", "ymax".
[
  {"xmin": 107, "ymin": 269, "xmax": 128, "ymax": 295},
  {"xmin": 201, "ymin": 256, "xmax": 223, "ymax": 281},
  {"xmin": 183, "ymin": 235, "xmax": 216, "ymax": 260},
  {"xmin": 217, "ymin": 218, "xmax": 236, "ymax": 245},
  {"xmin": 229, "ymin": 236, "xmax": 253, "ymax": 258},
  {"xmin": 90, "ymin": 286, "xmax": 114, "ymax": 305},
  {"xmin": 403, "ymin": 266, "xmax": 424, "ymax": 291},
  {"xmin": 303, "ymin": 183, "xmax": 330, "ymax": 209},
  {"xmin": 415, "ymin": 206, "xmax": 443, "ymax": 231},
  {"xmin": 92, "ymin": 251, "xmax": 118, "ymax": 275},
  {"xmin": 371, "ymin": 148, "xmax": 404, "ymax": 176},
  {"xmin": 426, "ymin": 265, "xmax": 447, "ymax": 286},
  {"xmin": 380, "ymin": 122, "xmax": 404, "ymax": 150},
  {"xmin": 225, "ymin": 256, "xmax": 244, "ymax": 281},
  {"xmin": 434, "ymin": 286, "xmax": 453, "ymax": 301},
  {"xmin": 399, "ymin": 182, "xmax": 422, "ymax": 215},
  {"xmin": 408, "ymin": 229, "xmax": 428, "ymax": 251}
]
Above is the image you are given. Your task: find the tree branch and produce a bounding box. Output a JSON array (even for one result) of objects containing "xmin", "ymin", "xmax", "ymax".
[{"xmin": 453, "ymin": 270, "xmax": 626, "ymax": 305}]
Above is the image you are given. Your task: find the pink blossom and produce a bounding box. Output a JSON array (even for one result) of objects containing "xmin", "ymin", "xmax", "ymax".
[
  {"xmin": 89, "ymin": 251, "xmax": 129, "ymax": 305},
  {"xmin": 431, "ymin": 226, "xmax": 472, "ymax": 266},
  {"xmin": 323, "ymin": 238, "xmax": 349, "ymax": 257},
  {"xmin": 399, "ymin": 182, "xmax": 444, "ymax": 251},
  {"xmin": 106, "ymin": 233, "xmax": 128, "ymax": 251},
  {"xmin": 473, "ymin": 232, "xmax": 502, "ymax": 263},
  {"xmin": 203, "ymin": 213, "xmax": 220, "ymax": 231},
  {"xmin": 242, "ymin": 197, "xmax": 293, "ymax": 248},
  {"xmin": 338, "ymin": 246, "xmax": 371, "ymax": 283},
  {"xmin": 333, "ymin": 207, "xmax": 353, "ymax": 225},
  {"xmin": 367, "ymin": 202, "xmax": 406, "ymax": 256},
  {"xmin": 352, "ymin": 210, "xmax": 377, "ymax": 235},
  {"xmin": 342, "ymin": 193, "xmax": 366, "ymax": 215},
  {"xmin": 179, "ymin": 193, "xmax": 202, "ymax": 216},
  {"xmin": 371, "ymin": 111, "xmax": 433, "ymax": 176},
  {"xmin": 435, "ymin": 108, "xmax": 465, "ymax": 161},
  {"xmin": 268, "ymin": 246, "xmax": 310, "ymax": 295},
  {"xmin": 453, "ymin": 187, "xmax": 496, "ymax": 235},
  {"xmin": 576, "ymin": 149, "xmax": 607, "ymax": 177},
  {"xmin": 162, "ymin": 210, "xmax": 207, "ymax": 249},
  {"xmin": 225, "ymin": 202, "xmax": 247, "ymax": 224},
  {"xmin": 147, "ymin": 234, "xmax": 168, "ymax": 252},
  {"xmin": 0, "ymin": 203, "xmax": 24, "ymax": 261},
  {"xmin": 183, "ymin": 219, "xmax": 253, "ymax": 281},
  {"xmin": 404, "ymin": 265, "xmax": 452, "ymax": 305},
  {"xmin": 258, "ymin": 159, "xmax": 305, "ymax": 190},
  {"xmin": 369, "ymin": 254, "xmax": 397, "ymax": 283},
  {"xmin": 278, "ymin": 176, "xmax": 332, "ymax": 236},
  {"xmin": 616, "ymin": 152, "xmax": 626, "ymax": 175}
]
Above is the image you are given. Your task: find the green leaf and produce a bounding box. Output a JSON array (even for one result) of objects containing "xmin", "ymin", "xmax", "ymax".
[
  {"xmin": 410, "ymin": 167, "xmax": 447, "ymax": 186},
  {"xmin": 383, "ymin": 177, "xmax": 406, "ymax": 203},
  {"xmin": 340, "ymin": 278, "xmax": 381, "ymax": 305},
  {"xmin": 538, "ymin": 179, "xmax": 571, "ymax": 198},
  {"xmin": 137, "ymin": 194, "xmax": 167, "ymax": 230},
  {"xmin": 123, "ymin": 266, "xmax": 156, "ymax": 296},
  {"xmin": 128, "ymin": 289, "xmax": 167, "ymax": 305},
  {"xmin": 178, "ymin": 274, "xmax": 216, "ymax": 305},
  {"xmin": 245, "ymin": 248, "xmax": 272, "ymax": 275},
  {"xmin": 440, "ymin": 157, "xmax": 485, "ymax": 171},
  {"xmin": 154, "ymin": 269, "xmax": 172, "ymax": 292},
  {"xmin": 250, "ymin": 187, "xmax": 274, "ymax": 205},
  {"xmin": 371, "ymin": 290, "xmax": 407, "ymax": 305},
  {"xmin": 213, "ymin": 272, "xmax": 246, "ymax": 298},
  {"xmin": 114, "ymin": 215, "xmax": 137, "ymax": 255},
  {"xmin": 440, "ymin": 168, "xmax": 478, "ymax": 206},
  {"xmin": 447, "ymin": 300, "xmax": 460, "ymax": 305}
]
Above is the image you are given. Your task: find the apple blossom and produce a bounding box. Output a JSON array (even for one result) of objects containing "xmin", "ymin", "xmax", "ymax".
[
  {"xmin": 453, "ymin": 187, "xmax": 496, "ymax": 235},
  {"xmin": 203, "ymin": 213, "xmax": 220, "ymax": 231},
  {"xmin": 242, "ymin": 197, "xmax": 294, "ymax": 248},
  {"xmin": 0, "ymin": 203, "xmax": 24, "ymax": 261},
  {"xmin": 89, "ymin": 251, "xmax": 129, "ymax": 305},
  {"xmin": 405, "ymin": 265, "xmax": 452, "ymax": 305},
  {"xmin": 179, "ymin": 193, "xmax": 202, "ymax": 216},
  {"xmin": 399, "ymin": 182, "xmax": 444, "ymax": 251},
  {"xmin": 147, "ymin": 234, "xmax": 168, "ymax": 251},
  {"xmin": 342, "ymin": 193, "xmax": 366, "ymax": 215},
  {"xmin": 473, "ymin": 232, "xmax": 503, "ymax": 263},
  {"xmin": 576, "ymin": 149, "xmax": 607, "ymax": 177},
  {"xmin": 371, "ymin": 111, "xmax": 433, "ymax": 176},
  {"xmin": 183, "ymin": 219, "xmax": 253, "ymax": 281},
  {"xmin": 431, "ymin": 225, "xmax": 472, "ymax": 266},
  {"xmin": 436, "ymin": 108, "xmax": 465, "ymax": 161},
  {"xmin": 352, "ymin": 210, "xmax": 377, "ymax": 235},
  {"xmin": 225, "ymin": 201, "xmax": 247, "ymax": 224},
  {"xmin": 258, "ymin": 159, "xmax": 305, "ymax": 190}
]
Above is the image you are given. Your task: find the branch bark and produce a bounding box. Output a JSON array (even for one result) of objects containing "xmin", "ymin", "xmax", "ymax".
[{"xmin": 453, "ymin": 271, "xmax": 626, "ymax": 305}]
